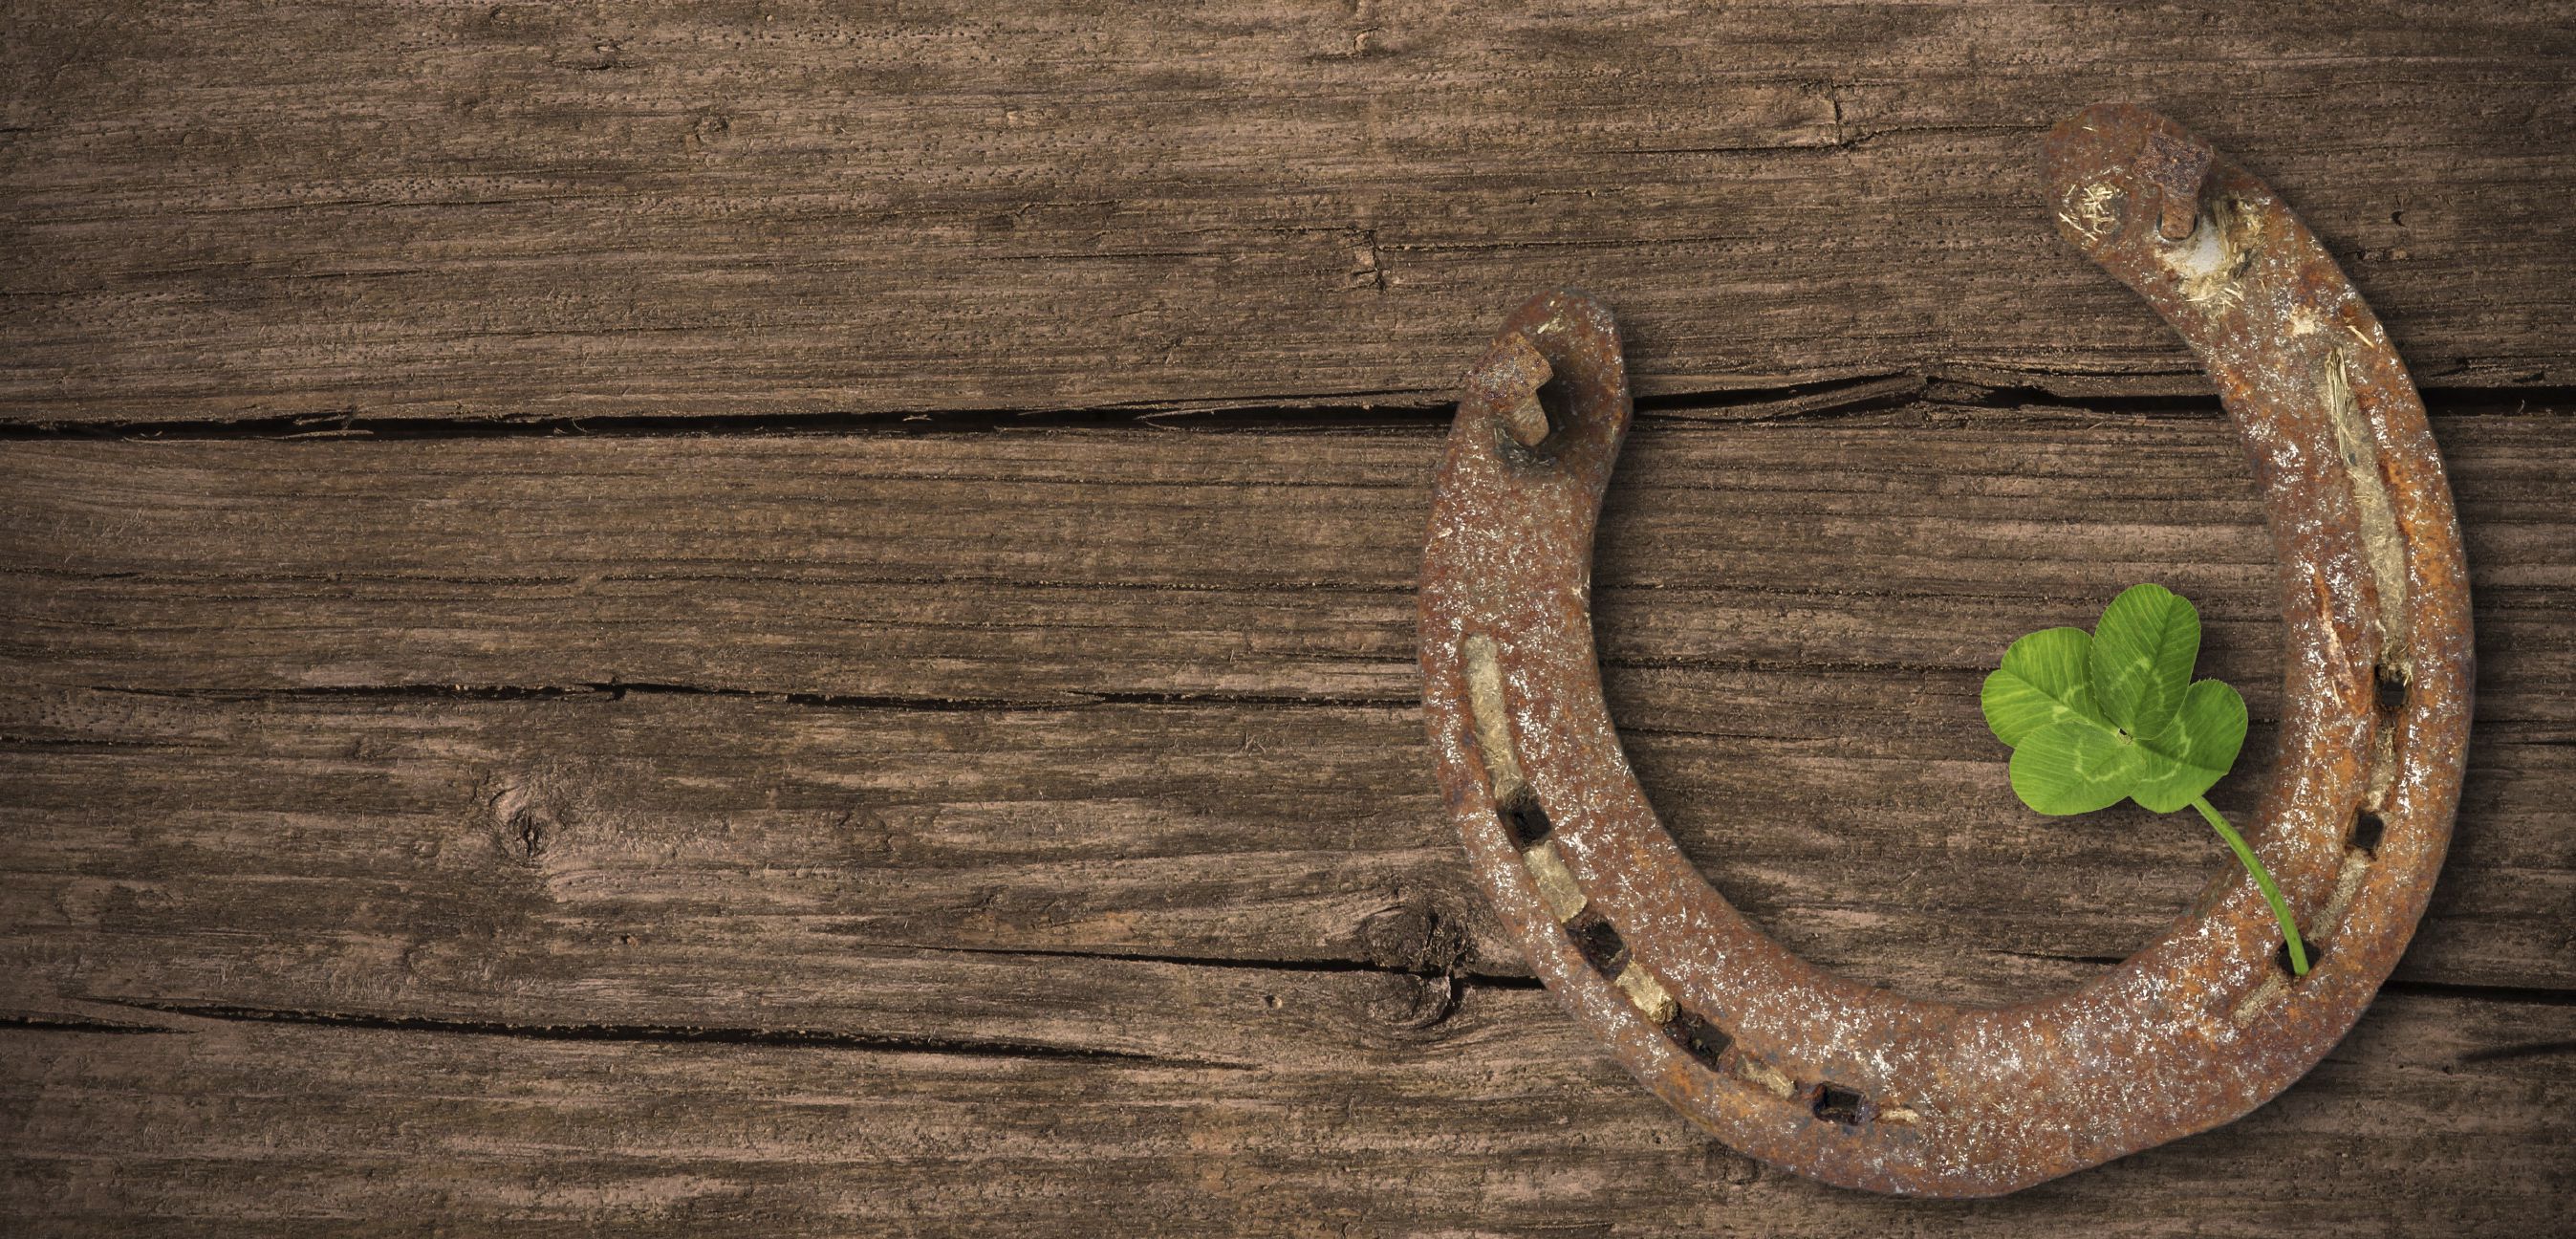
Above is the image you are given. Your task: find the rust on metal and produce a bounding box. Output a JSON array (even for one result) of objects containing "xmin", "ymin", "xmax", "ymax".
[{"xmin": 1416, "ymin": 103, "xmax": 2471, "ymax": 1196}]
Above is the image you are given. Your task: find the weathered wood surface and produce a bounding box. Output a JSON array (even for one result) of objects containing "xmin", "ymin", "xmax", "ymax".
[
  {"xmin": 4, "ymin": 2, "xmax": 2575, "ymax": 427},
  {"xmin": 6, "ymin": 408, "xmax": 2574, "ymax": 1232},
  {"xmin": 7, "ymin": 1, "xmax": 2576, "ymax": 1233},
  {"xmin": 5, "ymin": 991, "xmax": 2568, "ymax": 1236}
]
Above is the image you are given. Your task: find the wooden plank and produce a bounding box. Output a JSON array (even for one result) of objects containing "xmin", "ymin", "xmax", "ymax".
[
  {"xmin": 3, "ymin": 684, "xmax": 2567, "ymax": 1023},
  {"xmin": 1, "ymin": 987, "xmax": 2567, "ymax": 1235},
  {"xmin": 6, "ymin": 410, "xmax": 2568, "ymax": 708},
  {"xmin": 7, "ymin": 3, "xmax": 2576, "ymax": 426},
  {"xmin": 7, "ymin": 3, "xmax": 2568, "ymax": 1228},
  {"xmin": 5, "ymin": 410, "xmax": 2568, "ymax": 1027}
]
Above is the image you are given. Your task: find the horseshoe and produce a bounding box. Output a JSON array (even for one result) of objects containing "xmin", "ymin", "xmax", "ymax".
[{"xmin": 1416, "ymin": 103, "xmax": 2471, "ymax": 1197}]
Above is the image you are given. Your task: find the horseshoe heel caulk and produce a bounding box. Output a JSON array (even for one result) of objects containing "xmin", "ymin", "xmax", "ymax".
[{"xmin": 1416, "ymin": 103, "xmax": 2471, "ymax": 1196}]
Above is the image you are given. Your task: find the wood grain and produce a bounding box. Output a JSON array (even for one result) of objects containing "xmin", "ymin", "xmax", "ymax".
[
  {"xmin": 4, "ymin": 408, "xmax": 2572, "ymax": 1000},
  {"xmin": 5, "ymin": 2, "xmax": 2574, "ymax": 426},
  {"xmin": 6, "ymin": 1, "xmax": 2573, "ymax": 1231},
  {"xmin": 4, "ymin": 404, "xmax": 2573, "ymax": 1231},
  {"xmin": 3, "ymin": 989, "xmax": 2568, "ymax": 1236}
]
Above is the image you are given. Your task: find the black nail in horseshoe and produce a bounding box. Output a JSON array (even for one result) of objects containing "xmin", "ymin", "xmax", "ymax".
[{"xmin": 1417, "ymin": 104, "xmax": 2471, "ymax": 1196}]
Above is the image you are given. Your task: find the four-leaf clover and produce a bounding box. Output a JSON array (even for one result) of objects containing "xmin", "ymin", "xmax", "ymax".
[
  {"xmin": 1982, "ymin": 583, "xmax": 2247, "ymax": 815},
  {"xmin": 1981, "ymin": 583, "xmax": 2308, "ymax": 974}
]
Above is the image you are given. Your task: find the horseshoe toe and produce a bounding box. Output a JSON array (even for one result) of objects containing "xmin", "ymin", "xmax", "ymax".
[{"xmin": 1418, "ymin": 104, "xmax": 2472, "ymax": 1196}]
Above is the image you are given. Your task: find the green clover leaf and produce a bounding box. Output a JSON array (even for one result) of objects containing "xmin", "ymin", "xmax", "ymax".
[
  {"xmin": 1981, "ymin": 584, "xmax": 2305, "ymax": 974},
  {"xmin": 1982, "ymin": 584, "xmax": 2247, "ymax": 815}
]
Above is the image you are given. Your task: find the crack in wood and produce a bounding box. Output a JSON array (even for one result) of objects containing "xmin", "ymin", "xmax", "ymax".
[
  {"xmin": 85, "ymin": 682, "xmax": 1418, "ymax": 714},
  {"xmin": 2, "ymin": 380, "xmax": 2564, "ymax": 443},
  {"xmin": 866, "ymin": 941, "xmax": 1521, "ymax": 986},
  {"xmin": 85, "ymin": 999, "xmax": 1255, "ymax": 1069},
  {"xmin": 0, "ymin": 1014, "xmax": 182, "ymax": 1035}
]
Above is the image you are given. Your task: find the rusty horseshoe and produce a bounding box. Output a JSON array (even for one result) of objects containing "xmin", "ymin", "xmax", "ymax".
[{"xmin": 1417, "ymin": 104, "xmax": 2471, "ymax": 1196}]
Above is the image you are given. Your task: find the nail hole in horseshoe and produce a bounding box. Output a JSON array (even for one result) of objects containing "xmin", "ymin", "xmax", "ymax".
[
  {"xmin": 2349, "ymin": 809, "xmax": 2385, "ymax": 857},
  {"xmin": 2374, "ymin": 663, "xmax": 2408, "ymax": 712},
  {"xmin": 1566, "ymin": 910, "xmax": 1629, "ymax": 975},
  {"xmin": 1501, "ymin": 794, "xmax": 1553, "ymax": 848},
  {"xmin": 1812, "ymin": 1083, "xmax": 1873, "ymax": 1125},
  {"xmin": 2276, "ymin": 937, "xmax": 2326, "ymax": 979},
  {"xmin": 1503, "ymin": 371, "xmax": 1578, "ymax": 459},
  {"xmin": 1664, "ymin": 1009, "xmax": 1733, "ymax": 1073}
]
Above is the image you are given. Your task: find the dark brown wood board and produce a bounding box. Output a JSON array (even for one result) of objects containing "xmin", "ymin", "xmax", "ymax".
[
  {"xmin": 4, "ymin": 2, "xmax": 2572, "ymax": 1234},
  {"xmin": 5, "ymin": 2, "xmax": 2575, "ymax": 427}
]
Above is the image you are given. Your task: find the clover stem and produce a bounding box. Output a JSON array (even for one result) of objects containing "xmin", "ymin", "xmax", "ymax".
[{"xmin": 2192, "ymin": 795, "xmax": 2309, "ymax": 975}]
